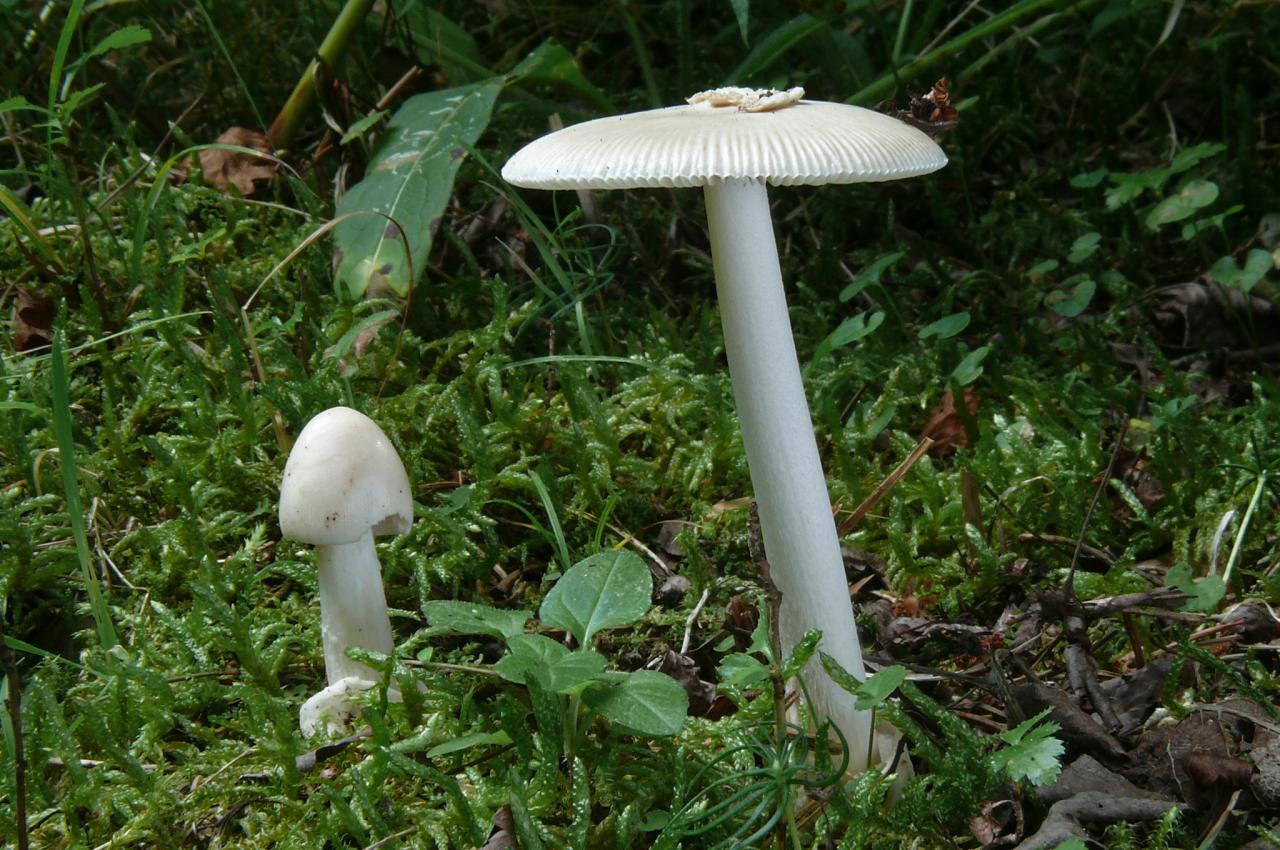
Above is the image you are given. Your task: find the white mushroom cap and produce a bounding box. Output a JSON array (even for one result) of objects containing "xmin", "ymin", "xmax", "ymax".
[
  {"xmin": 501, "ymin": 89, "xmax": 947, "ymax": 190},
  {"xmin": 279, "ymin": 407, "xmax": 412, "ymax": 546}
]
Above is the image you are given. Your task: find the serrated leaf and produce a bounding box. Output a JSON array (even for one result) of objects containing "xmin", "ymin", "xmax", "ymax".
[
  {"xmin": 422, "ymin": 599, "xmax": 529, "ymax": 638},
  {"xmin": 334, "ymin": 81, "xmax": 500, "ymax": 298},
  {"xmin": 539, "ymin": 551, "xmax": 652, "ymax": 645},
  {"xmin": 992, "ymin": 708, "xmax": 1064, "ymax": 785},
  {"xmin": 918, "ymin": 311, "xmax": 970, "ymax": 340},
  {"xmin": 583, "ymin": 670, "xmax": 688, "ymax": 736},
  {"xmin": 1209, "ymin": 249, "xmax": 1272, "ymax": 293}
]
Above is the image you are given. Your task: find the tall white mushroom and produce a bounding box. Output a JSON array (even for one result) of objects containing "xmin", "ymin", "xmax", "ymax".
[
  {"xmin": 279, "ymin": 406, "xmax": 413, "ymax": 736},
  {"xmin": 502, "ymin": 87, "xmax": 946, "ymax": 771}
]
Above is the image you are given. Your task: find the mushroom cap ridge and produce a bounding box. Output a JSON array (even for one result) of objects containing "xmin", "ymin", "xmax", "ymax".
[
  {"xmin": 501, "ymin": 99, "xmax": 947, "ymax": 190},
  {"xmin": 279, "ymin": 407, "xmax": 412, "ymax": 546}
]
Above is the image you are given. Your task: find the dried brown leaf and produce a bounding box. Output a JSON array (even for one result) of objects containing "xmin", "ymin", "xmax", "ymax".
[
  {"xmin": 199, "ymin": 127, "xmax": 277, "ymax": 196},
  {"xmin": 12, "ymin": 288, "xmax": 54, "ymax": 351}
]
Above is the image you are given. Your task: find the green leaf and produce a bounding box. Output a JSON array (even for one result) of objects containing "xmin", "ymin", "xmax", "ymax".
[
  {"xmin": 494, "ymin": 635, "xmax": 607, "ymax": 693},
  {"xmin": 717, "ymin": 652, "xmax": 770, "ymax": 687},
  {"xmin": 950, "ymin": 345, "xmax": 991, "ymax": 386},
  {"xmin": 425, "ymin": 730, "xmax": 513, "ymax": 759},
  {"xmin": 1166, "ymin": 564, "xmax": 1227, "ymax": 613},
  {"xmin": 583, "ymin": 670, "xmax": 688, "ymax": 736},
  {"xmin": 0, "ymin": 95, "xmax": 42, "ymax": 115},
  {"xmin": 404, "ymin": 6, "xmax": 486, "ymax": 84},
  {"xmin": 85, "ymin": 25, "xmax": 151, "ymax": 61},
  {"xmin": 1046, "ymin": 276, "xmax": 1097, "ymax": 318},
  {"xmin": 1066, "ymin": 232, "xmax": 1101, "ymax": 264},
  {"xmin": 334, "ymin": 81, "xmax": 501, "ymax": 298},
  {"xmin": 730, "ymin": 0, "xmax": 750, "ymax": 43},
  {"xmin": 508, "ymin": 40, "xmax": 614, "ymax": 113},
  {"xmin": 539, "ymin": 551, "xmax": 652, "ymax": 645},
  {"xmin": 1168, "ymin": 142, "xmax": 1226, "ymax": 174},
  {"xmin": 854, "ymin": 665, "xmax": 908, "ymax": 710},
  {"xmin": 779, "ymin": 629, "xmax": 821, "ymax": 681},
  {"xmin": 811, "ymin": 310, "xmax": 885, "ymax": 365},
  {"xmin": 1209, "ymin": 249, "xmax": 1272, "ymax": 293},
  {"xmin": 840, "ymin": 251, "xmax": 904, "ymax": 301},
  {"xmin": 918, "ymin": 311, "xmax": 970, "ymax": 340},
  {"xmin": 1106, "ymin": 169, "xmax": 1168, "ymax": 210},
  {"xmin": 728, "ymin": 14, "xmax": 826, "ymax": 82},
  {"xmin": 1069, "ymin": 169, "xmax": 1107, "ymax": 189},
  {"xmin": 1144, "ymin": 179, "xmax": 1219, "ymax": 230},
  {"xmin": 422, "ymin": 600, "xmax": 529, "ymax": 639},
  {"xmin": 340, "ymin": 109, "xmax": 389, "ymax": 145},
  {"xmin": 1050, "ymin": 840, "xmax": 1088, "ymax": 850},
  {"xmin": 991, "ymin": 708, "xmax": 1064, "ymax": 785},
  {"xmin": 1027, "ymin": 258, "xmax": 1059, "ymax": 279},
  {"xmin": 1181, "ymin": 204, "xmax": 1243, "ymax": 240}
]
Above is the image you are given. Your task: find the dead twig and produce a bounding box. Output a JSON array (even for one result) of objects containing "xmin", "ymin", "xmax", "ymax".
[{"xmin": 838, "ymin": 436, "xmax": 935, "ymax": 533}]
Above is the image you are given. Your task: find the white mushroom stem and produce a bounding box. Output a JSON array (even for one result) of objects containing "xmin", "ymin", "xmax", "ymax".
[
  {"xmin": 704, "ymin": 178, "xmax": 872, "ymax": 769},
  {"xmin": 315, "ymin": 529, "xmax": 394, "ymax": 684}
]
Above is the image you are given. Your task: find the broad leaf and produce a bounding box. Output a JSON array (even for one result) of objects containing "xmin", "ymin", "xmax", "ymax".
[
  {"xmin": 334, "ymin": 81, "xmax": 501, "ymax": 298},
  {"xmin": 583, "ymin": 670, "xmax": 688, "ymax": 736},
  {"xmin": 422, "ymin": 599, "xmax": 529, "ymax": 638},
  {"xmin": 840, "ymin": 251, "xmax": 904, "ymax": 301},
  {"xmin": 1066, "ymin": 232, "xmax": 1101, "ymax": 264},
  {"xmin": 426, "ymin": 730, "xmax": 513, "ymax": 759},
  {"xmin": 508, "ymin": 40, "xmax": 614, "ymax": 113},
  {"xmin": 1144, "ymin": 179, "xmax": 1218, "ymax": 230},
  {"xmin": 1209, "ymin": 249, "xmax": 1272, "ymax": 293},
  {"xmin": 539, "ymin": 551, "xmax": 652, "ymax": 645},
  {"xmin": 494, "ymin": 634, "xmax": 607, "ymax": 693},
  {"xmin": 1046, "ymin": 276, "xmax": 1097, "ymax": 318},
  {"xmin": 717, "ymin": 652, "xmax": 770, "ymax": 687},
  {"xmin": 1166, "ymin": 563, "xmax": 1226, "ymax": 613},
  {"xmin": 950, "ymin": 345, "xmax": 990, "ymax": 386},
  {"xmin": 918, "ymin": 311, "xmax": 970, "ymax": 340},
  {"xmin": 854, "ymin": 665, "xmax": 908, "ymax": 710},
  {"xmin": 811, "ymin": 310, "xmax": 885, "ymax": 365}
]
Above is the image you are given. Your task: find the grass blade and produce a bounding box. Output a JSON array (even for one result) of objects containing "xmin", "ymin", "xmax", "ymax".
[{"xmin": 50, "ymin": 326, "xmax": 117, "ymax": 648}]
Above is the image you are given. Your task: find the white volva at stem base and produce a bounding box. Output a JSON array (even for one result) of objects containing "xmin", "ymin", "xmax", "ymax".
[
  {"xmin": 315, "ymin": 530, "xmax": 395, "ymax": 685},
  {"xmin": 704, "ymin": 178, "xmax": 872, "ymax": 769}
]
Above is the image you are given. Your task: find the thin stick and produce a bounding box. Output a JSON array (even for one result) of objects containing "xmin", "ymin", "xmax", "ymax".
[
  {"xmin": 838, "ymin": 436, "xmax": 935, "ymax": 534},
  {"xmin": 680, "ymin": 588, "xmax": 711, "ymax": 655}
]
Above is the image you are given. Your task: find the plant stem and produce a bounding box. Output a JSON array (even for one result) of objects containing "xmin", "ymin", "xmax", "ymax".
[
  {"xmin": 268, "ymin": 0, "xmax": 377, "ymax": 150},
  {"xmin": 1222, "ymin": 473, "xmax": 1266, "ymax": 588}
]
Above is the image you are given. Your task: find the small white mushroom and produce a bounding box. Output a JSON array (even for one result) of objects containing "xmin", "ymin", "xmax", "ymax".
[
  {"xmin": 279, "ymin": 406, "xmax": 412, "ymax": 736},
  {"xmin": 502, "ymin": 89, "xmax": 946, "ymax": 772}
]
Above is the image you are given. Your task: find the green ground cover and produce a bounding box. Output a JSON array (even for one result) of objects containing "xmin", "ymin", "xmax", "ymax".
[{"xmin": 2, "ymin": 1, "xmax": 1279, "ymax": 847}]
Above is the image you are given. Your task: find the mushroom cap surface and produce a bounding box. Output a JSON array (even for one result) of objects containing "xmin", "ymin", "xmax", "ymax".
[
  {"xmin": 502, "ymin": 96, "xmax": 947, "ymax": 190},
  {"xmin": 279, "ymin": 407, "xmax": 412, "ymax": 546}
]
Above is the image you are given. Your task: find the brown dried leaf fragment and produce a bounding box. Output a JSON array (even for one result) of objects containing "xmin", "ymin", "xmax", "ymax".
[
  {"xmin": 923, "ymin": 387, "xmax": 979, "ymax": 457},
  {"xmin": 12, "ymin": 288, "xmax": 54, "ymax": 351},
  {"xmin": 199, "ymin": 127, "xmax": 277, "ymax": 196}
]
